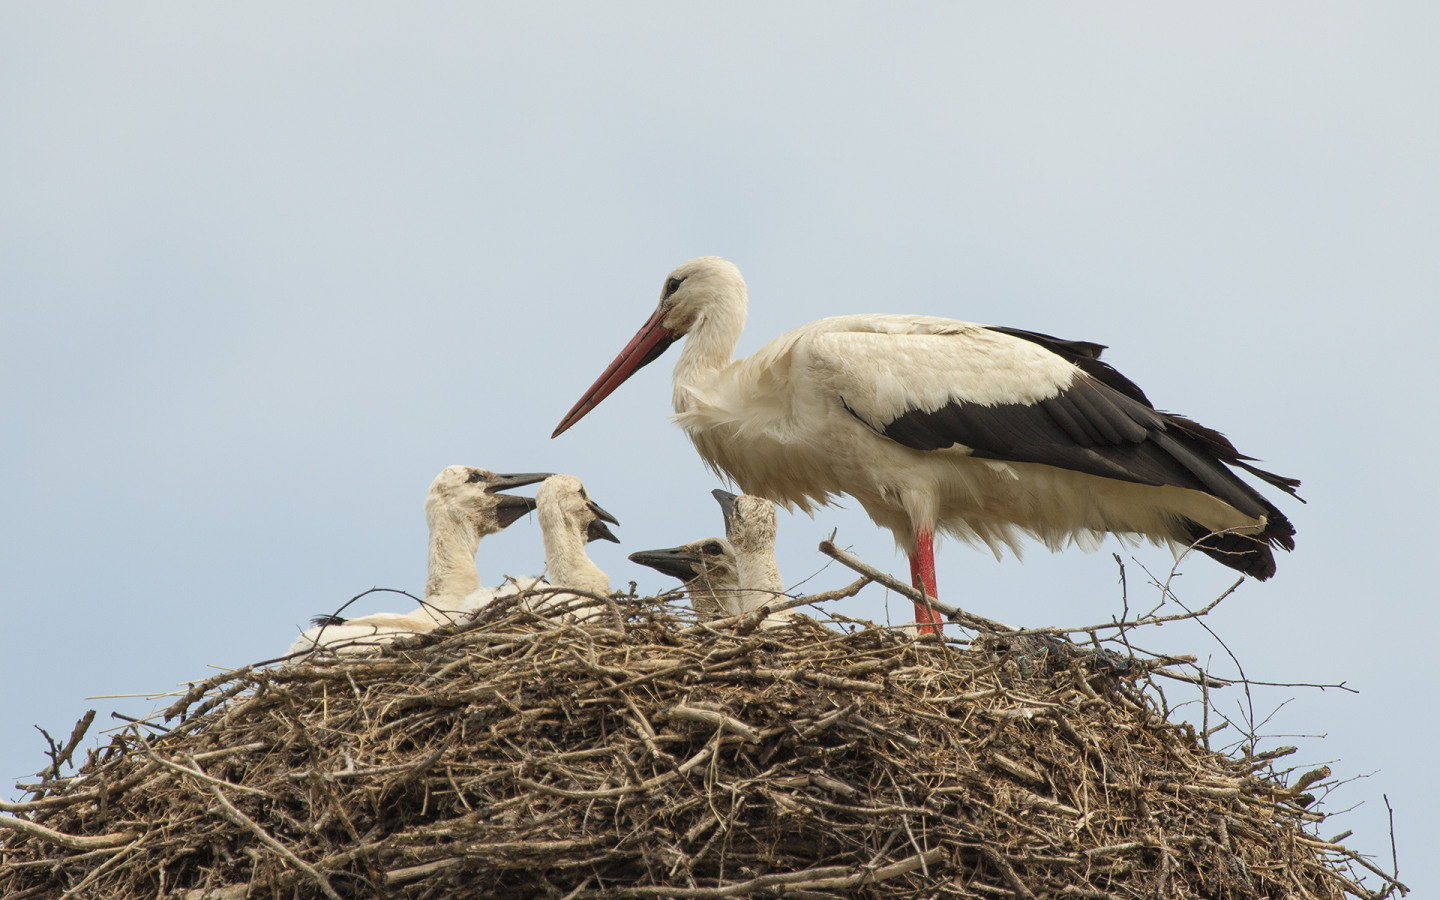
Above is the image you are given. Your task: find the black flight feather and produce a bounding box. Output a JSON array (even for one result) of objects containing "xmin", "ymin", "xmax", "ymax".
[
  {"xmin": 986, "ymin": 326, "xmax": 1154, "ymax": 407},
  {"xmin": 863, "ymin": 337, "xmax": 1299, "ymax": 578}
]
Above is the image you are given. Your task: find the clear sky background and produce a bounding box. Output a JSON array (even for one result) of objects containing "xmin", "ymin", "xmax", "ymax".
[{"xmin": 2, "ymin": 4, "xmax": 1435, "ymax": 892}]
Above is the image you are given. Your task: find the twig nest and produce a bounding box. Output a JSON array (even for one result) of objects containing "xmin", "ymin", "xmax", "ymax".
[{"xmin": 0, "ymin": 593, "xmax": 1395, "ymax": 899}]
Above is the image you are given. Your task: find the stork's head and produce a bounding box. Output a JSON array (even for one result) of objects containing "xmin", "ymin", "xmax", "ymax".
[
  {"xmin": 552, "ymin": 256, "xmax": 746, "ymax": 437},
  {"xmin": 629, "ymin": 538, "xmax": 738, "ymax": 591},
  {"xmin": 424, "ymin": 466, "xmax": 552, "ymax": 537},
  {"xmin": 535, "ymin": 474, "xmax": 621, "ymax": 545},
  {"xmin": 650, "ymin": 256, "xmax": 747, "ymax": 336},
  {"xmin": 712, "ymin": 489, "xmax": 778, "ymax": 555}
]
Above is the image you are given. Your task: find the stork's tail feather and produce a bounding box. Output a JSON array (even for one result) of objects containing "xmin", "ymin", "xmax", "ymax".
[
  {"xmin": 1166, "ymin": 415, "xmax": 1303, "ymax": 500},
  {"xmin": 1179, "ymin": 508, "xmax": 1296, "ymax": 581},
  {"xmin": 310, "ymin": 614, "xmax": 347, "ymax": 627},
  {"xmin": 1234, "ymin": 460, "xmax": 1303, "ymax": 499}
]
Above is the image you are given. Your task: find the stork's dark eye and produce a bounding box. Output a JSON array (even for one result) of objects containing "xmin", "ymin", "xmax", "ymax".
[
  {"xmin": 466, "ymin": 471, "xmax": 484, "ymax": 484},
  {"xmin": 702, "ymin": 542, "xmax": 723, "ymax": 555},
  {"xmin": 664, "ymin": 276, "xmax": 686, "ymax": 299}
]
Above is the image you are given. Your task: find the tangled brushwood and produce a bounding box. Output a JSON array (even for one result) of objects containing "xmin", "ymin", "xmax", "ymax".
[{"xmin": 0, "ymin": 565, "xmax": 1408, "ymax": 899}]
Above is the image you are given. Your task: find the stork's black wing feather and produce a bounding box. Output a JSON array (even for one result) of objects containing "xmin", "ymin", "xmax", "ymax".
[
  {"xmin": 986, "ymin": 326, "xmax": 1154, "ymax": 407},
  {"xmin": 1165, "ymin": 414, "xmax": 1303, "ymax": 498},
  {"xmin": 855, "ymin": 350, "xmax": 1298, "ymax": 578},
  {"xmin": 983, "ymin": 327, "xmax": 1301, "ymax": 498}
]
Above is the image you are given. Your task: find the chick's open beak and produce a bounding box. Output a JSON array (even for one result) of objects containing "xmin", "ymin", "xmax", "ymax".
[
  {"xmin": 494, "ymin": 494, "xmax": 539, "ymax": 529},
  {"xmin": 586, "ymin": 518, "xmax": 621, "ymax": 544}
]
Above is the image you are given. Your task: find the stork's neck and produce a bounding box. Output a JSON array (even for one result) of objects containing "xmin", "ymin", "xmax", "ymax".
[
  {"xmin": 540, "ymin": 510, "xmax": 611, "ymax": 596},
  {"xmin": 735, "ymin": 546, "xmax": 784, "ymax": 612},
  {"xmin": 688, "ymin": 577, "xmax": 740, "ymax": 618},
  {"xmin": 671, "ymin": 292, "xmax": 746, "ymax": 411},
  {"xmin": 425, "ymin": 514, "xmax": 483, "ymax": 599}
]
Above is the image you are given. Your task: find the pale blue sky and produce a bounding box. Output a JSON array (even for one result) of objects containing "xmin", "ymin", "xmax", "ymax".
[{"xmin": 2, "ymin": 4, "xmax": 1436, "ymax": 891}]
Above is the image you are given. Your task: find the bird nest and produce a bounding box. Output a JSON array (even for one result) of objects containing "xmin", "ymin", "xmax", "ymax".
[{"xmin": 0, "ymin": 579, "xmax": 1405, "ymax": 900}]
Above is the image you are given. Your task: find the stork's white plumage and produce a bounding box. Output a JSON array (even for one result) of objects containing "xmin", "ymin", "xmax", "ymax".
[
  {"xmin": 629, "ymin": 537, "xmax": 739, "ymax": 620},
  {"xmin": 286, "ymin": 465, "xmax": 550, "ymax": 658},
  {"xmin": 555, "ymin": 257, "xmax": 1300, "ymax": 634}
]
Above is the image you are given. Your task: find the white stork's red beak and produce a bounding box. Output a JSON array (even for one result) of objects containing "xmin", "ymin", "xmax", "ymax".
[{"xmin": 552, "ymin": 307, "xmax": 677, "ymax": 438}]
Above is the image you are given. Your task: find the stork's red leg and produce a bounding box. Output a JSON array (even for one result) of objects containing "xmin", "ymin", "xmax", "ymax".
[{"xmin": 908, "ymin": 527, "xmax": 944, "ymax": 635}]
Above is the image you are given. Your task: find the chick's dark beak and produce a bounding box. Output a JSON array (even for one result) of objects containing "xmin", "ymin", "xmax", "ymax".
[
  {"xmin": 495, "ymin": 494, "xmax": 539, "ymax": 528},
  {"xmin": 487, "ymin": 472, "xmax": 554, "ymax": 494},
  {"xmin": 711, "ymin": 489, "xmax": 739, "ymax": 537},
  {"xmin": 586, "ymin": 500, "xmax": 620, "ymax": 526},
  {"xmin": 628, "ymin": 547, "xmax": 699, "ymax": 582},
  {"xmin": 586, "ymin": 518, "xmax": 621, "ymax": 544}
]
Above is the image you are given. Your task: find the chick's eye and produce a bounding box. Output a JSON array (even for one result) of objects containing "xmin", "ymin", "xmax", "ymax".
[
  {"xmin": 466, "ymin": 471, "xmax": 484, "ymax": 484},
  {"xmin": 664, "ymin": 276, "xmax": 686, "ymax": 300},
  {"xmin": 703, "ymin": 542, "xmax": 722, "ymax": 555}
]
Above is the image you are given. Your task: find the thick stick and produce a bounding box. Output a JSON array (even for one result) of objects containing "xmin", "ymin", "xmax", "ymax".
[
  {"xmin": 819, "ymin": 541, "xmax": 1015, "ymax": 633},
  {"xmin": 0, "ymin": 814, "xmax": 135, "ymax": 851}
]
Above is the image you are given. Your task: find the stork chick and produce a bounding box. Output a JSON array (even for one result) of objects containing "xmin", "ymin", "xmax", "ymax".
[
  {"xmin": 528, "ymin": 474, "xmax": 620, "ymax": 616},
  {"xmin": 285, "ymin": 617, "xmax": 415, "ymax": 659},
  {"xmin": 712, "ymin": 490, "xmax": 785, "ymax": 610},
  {"xmin": 629, "ymin": 538, "xmax": 739, "ymax": 620},
  {"xmin": 286, "ymin": 465, "xmax": 549, "ymax": 658},
  {"xmin": 713, "ymin": 489, "xmax": 801, "ymax": 628}
]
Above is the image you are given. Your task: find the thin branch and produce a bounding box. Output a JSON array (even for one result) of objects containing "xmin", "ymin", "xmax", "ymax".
[
  {"xmin": 675, "ymin": 575, "xmax": 870, "ymax": 637},
  {"xmin": 795, "ymin": 576, "xmax": 873, "ymax": 606},
  {"xmin": 1385, "ymin": 793, "xmax": 1400, "ymax": 886}
]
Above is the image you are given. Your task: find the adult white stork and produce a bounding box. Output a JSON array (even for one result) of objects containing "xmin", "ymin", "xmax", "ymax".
[{"xmin": 553, "ymin": 257, "xmax": 1300, "ymax": 634}]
